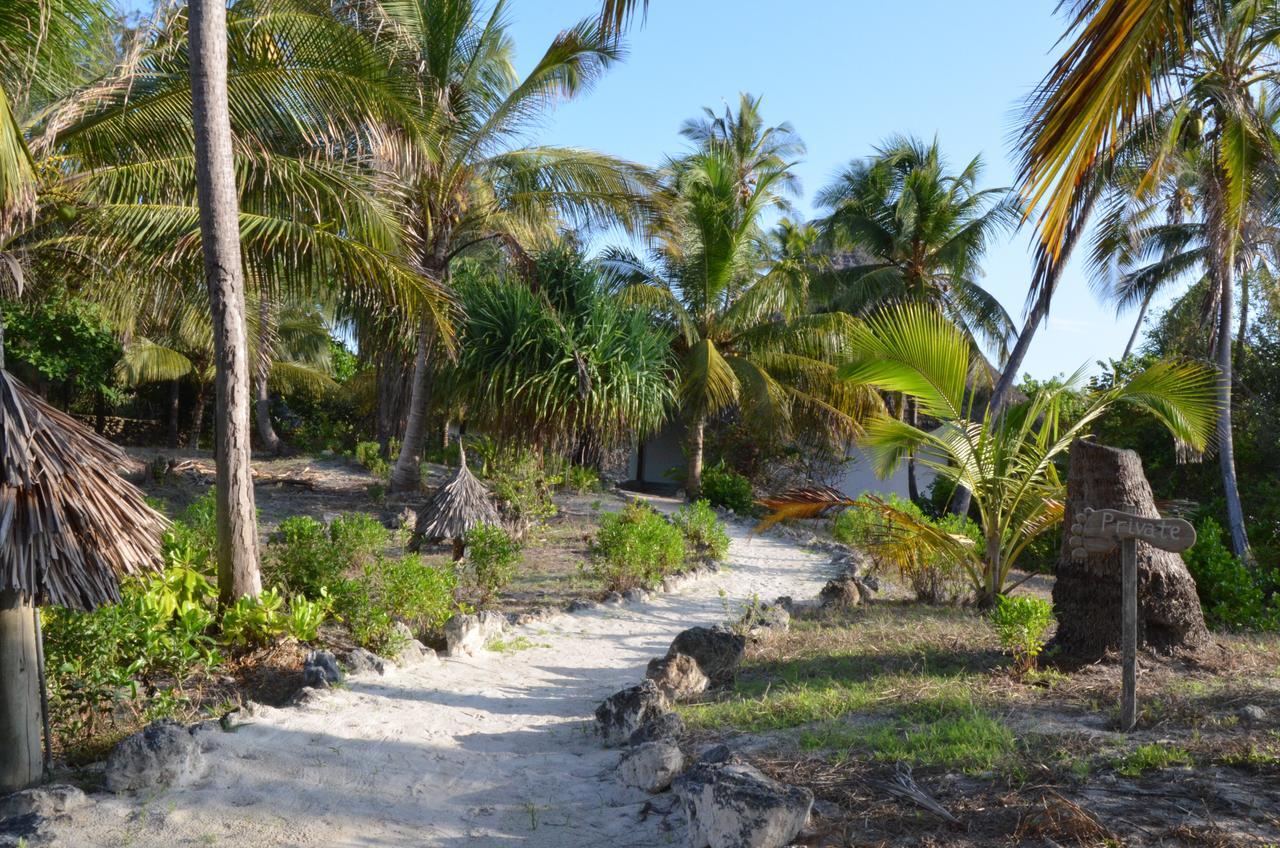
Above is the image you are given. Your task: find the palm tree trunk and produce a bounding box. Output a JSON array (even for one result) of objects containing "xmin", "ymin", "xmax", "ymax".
[
  {"xmin": 188, "ymin": 0, "xmax": 261, "ymax": 603},
  {"xmin": 1216, "ymin": 263, "xmax": 1251, "ymax": 560},
  {"xmin": 687, "ymin": 414, "xmax": 706, "ymax": 498},
  {"xmin": 254, "ymin": 295, "xmax": 282, "ymax": 455},
  {"xmin": 904, "ymin": 395, "xmax": 921, "ymax": 505},
  {"xmin": 390, "ymin": 313, "xmax": 432, "ymax": 493},
  {"xmin": 189, "ymin": 381, "xmax": 208, "ymax": 449},
  {"xmin": 166, "ymin": 379, "xmax": 181, "ymax": 448},
  {"xmin": 0, "ymin": 590, "xmax": 42, "ymax": 793},
  {"xmin": 1121, "ymin": 292, "xmax": 1152, "ymax": 360},
  {"xmin": 1235, "ymin": 270, "xmax": 1249, "ymax": 358}
]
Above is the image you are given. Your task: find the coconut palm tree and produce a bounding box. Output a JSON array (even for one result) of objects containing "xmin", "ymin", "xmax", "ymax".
[
  {"xmin": 332, "ymin": 0, "xmax": 657, "ymax": 493},
  {"xmin": 761, "ymin": 304, "xmax": 1218, "ymax": 605},
  {"xmin": 1017, "ymin": 0, "xmax": 1280, "ymax": 558},
  {"xmin": 608, "ymin": 97, "xmax": 874, "ymax": 495},
  {"xmin": 2, "ymin": 0, "xmax": 443, "ymax": 600},
  {"xmin": 815, "ymin": 136, "xmax": 1019, "ymax": 504}
]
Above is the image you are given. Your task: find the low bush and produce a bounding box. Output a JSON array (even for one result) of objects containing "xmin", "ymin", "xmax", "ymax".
[
  {"xmin": 265, "ymin": 516, "xmax": 342, "ymax": 599},
  {"xmin": 587, "ymin": 501, "xmax": 687, "ymax": 591},
  {"xmin": 672, "ymin": 499, "xmax": 730, "ymax": 563},
  {"xmin": 329, "ymin": 512, "xmax": 389, "ymax": 567},
  {"xmin": 220, "ymin": 589, "xmax": 289, "ymax": 648},
  {"xmin": 699, "ymin": 461, "xmax": 755, "ymax": 515},
  {"xmin": 1184, "ymin": 518, "xmax": 1280, "ymax": 631},
  {"xmin": 354, "ymin": 440, "xmax": 390, "ymax": 477},
  {"xmin": 565, "ymin": 464, "xmax": 601, "ymax": 495},
  {"xmin": 834, "ymin": 494, "xmax": 978, "ymax": 604},
  {"xmin": 488, "ymin": 453, "xmax": 557, "ymax": 537},
  {"xmin": 464, "ymin": 523, "xmax": 521, "ymax": 605},
  {"xmin": 334, "ymin": 555, "xmax": 461, "ymax": 653},
  {"xmin": 990, "ymin": 595, "xmax": 1054, "ymax": 674}
]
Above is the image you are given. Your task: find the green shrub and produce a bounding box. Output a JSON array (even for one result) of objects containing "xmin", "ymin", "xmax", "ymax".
[
  {"xmin": 265, "ymin": 516, "xmax": 342, "ymax": 599},
  {"xmin": 464, "ymin": 523, "xmax": 521, "ymax": 605},
  {"xmin": 990, "ymin": 595, "xmax": 1054, "ymax": 674},
  {"xmin": 285, "ymin": 591, "xmax": 333, "ymax": 642},
  {"xmin": 335, "ymin": 555, "xmax": 460, "ymax": 652},
  {"xmin": 565, "ymin": 465, "xmax": 601, "ymax": 495},
  {"xmin": 832, "ymin": 494, "xmax": 978, "ymax": 604},
  {"xmin": 699, "ymin": 462, "xmax": 755, "ymax": 514},
  {"xmin": 354, "ymin": 440, "xmax": 390, "ymax": 477},
  {"xmin": 1184, "ymin": 518, "xmax": 1279, "ymax": 631},
  {"xmin": 220, "ymin": 589, "xmax": 288, "ymax": 648},
  {"xmin": 489, "ymin": 453, "xmax": 557, "ymax": 536},
  {"xmin": 588, "ymin": 501, "xmax": 687, "ymax": 591},
  {"xmin": 162, "ymin": 489, "xmax": 218, "ymax": 569},
  {"xmin": 672, "ymin": 499, "xmax": 730, "ymax": 563},
  {"xmin": 329, "ymin": 512, "xmax": 389, "ymax": 566}
]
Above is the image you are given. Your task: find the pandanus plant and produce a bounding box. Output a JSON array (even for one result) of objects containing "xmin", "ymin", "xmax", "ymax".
[{"xmin": 760, "ymin": 304, "xmax": 1218, "ymax": 604}]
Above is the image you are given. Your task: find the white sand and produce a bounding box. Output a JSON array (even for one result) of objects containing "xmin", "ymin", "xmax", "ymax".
[{"xmin": 47, "ymin": 523, "xmax": 833, "ymax": 848}]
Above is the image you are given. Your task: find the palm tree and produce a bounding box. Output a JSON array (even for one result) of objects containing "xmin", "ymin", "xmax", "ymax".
[
  {"xmin": 815, "ymin": 136, "xmax": 1019, "ymax": 504},
  {"xmin": 762, "ymin": 304, "xmax": 1218, "ymax": 604},
  {"xmin": 3, "ymin": 1, "xmax": 442, "ymax": 601},
  {"xmin": 333, "ymin": 0, "xmax": 657, "ymax": 493},
  {"xmin": 446, "ymin": 246, "xmax": 674, "ymax": 464},
  {"xmin": 609, "ymin": 96, "xmax": 873, "ymax": 495},
  {"xmin": 1017, "ymin": 0, "xmax": 1280, "ymax": 558}
]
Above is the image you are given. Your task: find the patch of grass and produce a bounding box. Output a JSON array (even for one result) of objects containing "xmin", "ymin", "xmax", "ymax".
[
  {"xmin": 1215, "ymin": 734, "xmax": 1280, "ymax": 773},
  {"xmin": 486, "ymin": 635, "xmax": 550, "ymax": 654},
  {"xmin": 1112, "ymin": 743, "xmax": 1193, "ymax": 777}
]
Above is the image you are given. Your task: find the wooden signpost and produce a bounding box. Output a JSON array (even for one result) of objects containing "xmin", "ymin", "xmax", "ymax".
[{"xmin": 1068, "ymin": 506, "xmax": 1196, "ymax": 732}]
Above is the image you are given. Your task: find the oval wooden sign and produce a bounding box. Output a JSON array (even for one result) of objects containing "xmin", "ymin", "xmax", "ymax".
[{"xmin": 1069, "ymin": 508, "xmax": 1196, "ymax": 560}]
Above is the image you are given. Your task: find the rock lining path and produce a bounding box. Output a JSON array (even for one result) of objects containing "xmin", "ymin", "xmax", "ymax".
[{"xmin": 47, "ymin": 520, "xmax": 834, "ymax": 847}]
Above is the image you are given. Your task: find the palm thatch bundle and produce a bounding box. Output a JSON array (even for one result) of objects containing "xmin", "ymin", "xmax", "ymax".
[
  {"xmin": 411, "ymin": 443, "xmax": 499, "ymax": 557},
  {"xmin": 1, "ymin": 369, "xmax": 166, "ymax": 610}
]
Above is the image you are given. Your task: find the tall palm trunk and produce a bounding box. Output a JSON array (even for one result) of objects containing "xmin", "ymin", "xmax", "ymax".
[
  {"xmin": 1121, "ymin": 292, "xmax": 1152, "ymax": 360},
  {"xmin": 686, "ymin": 413, "xmax": 705, "ymax": 498},
  {"xmin": 253, "ymin": 295, "xmax": 282, "ymax": 455},
  {"xmin": 188, "ymin": 0, "xmax": 261, "ymax": 603},
  {"xmin": 0, "ymin": 590, "xmax": 41, "ymax": 792},
  {"xmin": 1207, "ymin": 172, "xmax": 1251, "ymax": 561},
  {"xmin": 189, "ymin": 380, "xmax": 208, "ymax": 449},
  {"xmin": 390, "ymin": 312, "xmax": 432, "ymax": 493},
  {"xmin": 904, "ymin": 395, "xmax": 921, "ymax": 505},
  {"xmin": 166, "ymin": 379, "xmax": 181, "ymax": 448}
]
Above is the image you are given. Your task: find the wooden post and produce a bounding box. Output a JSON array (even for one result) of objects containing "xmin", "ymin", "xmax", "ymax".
[
  {"xmin": 1121, "ymin": 533, "xmax": 1138, "ymax": 731},
  {"xmin": 0, "ymin": 590, "xmax": 43, "ymax": 792}
]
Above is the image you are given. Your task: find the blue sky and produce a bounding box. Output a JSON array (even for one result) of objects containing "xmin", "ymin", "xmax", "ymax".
[
  {"xmin": 121, "ymin": 0, "xmax": 1169, "ymax": 379},
  {"xmin": 493, "ymin": 0, "xmax": 1166, "ymax": 380}
]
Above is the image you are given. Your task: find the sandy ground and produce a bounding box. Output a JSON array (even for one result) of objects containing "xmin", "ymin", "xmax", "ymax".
[{"xmin": 44, "ymin": 521, "xmax": 834, "ymax": 848}]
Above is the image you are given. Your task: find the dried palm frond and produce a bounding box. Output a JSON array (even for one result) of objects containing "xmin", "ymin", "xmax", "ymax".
[
  {"xmin": 0, "ymin": 369, "xmax": 165, "ymax": 610},
  {"xmin": 755, "ymin": 483, "xmax": 855, "ymax": 531},
  {"xmin": 411, "ymin": 443, "xmax": 499, "ymax": 547}
]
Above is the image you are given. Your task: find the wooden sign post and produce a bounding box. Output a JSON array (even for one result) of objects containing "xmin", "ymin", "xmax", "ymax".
[{"xmin": 1068, "ymin": 506, "xmax": 1196, "ymax": 732}]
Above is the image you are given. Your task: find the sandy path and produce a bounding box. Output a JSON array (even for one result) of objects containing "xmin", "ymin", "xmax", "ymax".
[{"xmin": 47, "ymin": 524, "xmax": 833, "ymax": 848}]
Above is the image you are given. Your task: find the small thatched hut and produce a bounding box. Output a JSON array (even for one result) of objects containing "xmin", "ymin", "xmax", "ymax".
[
  {"xmin": 410, "ymin": 442, "xmax": 500, "ymax": 559},
  {"xmin": 1, "ymin": 367, "xmax": 166, "ymax": 792}
]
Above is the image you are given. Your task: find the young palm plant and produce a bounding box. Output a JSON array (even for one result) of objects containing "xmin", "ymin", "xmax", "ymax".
[
  {"xmin": 762, "ymin": 304, "xmax": 1218, "ymax": 604},
  {"xmin": 1018, "ymin": 0, "xmax": 1280, "ymax": 558},
  {"xmin": 608, "ymin": 96, "xmax": 874, "ymax": 495}
]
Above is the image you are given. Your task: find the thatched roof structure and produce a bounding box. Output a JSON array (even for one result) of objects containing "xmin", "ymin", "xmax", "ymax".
[
  {"xmin": 412, "ymin": 443, "xmax": 499, "ymax": 546},
  {"xmin": 1, "ymin": 369, "xmax": 166, "ymax": 610}
]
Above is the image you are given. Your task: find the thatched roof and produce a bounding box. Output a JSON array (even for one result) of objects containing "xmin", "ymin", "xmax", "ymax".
[
  {"xmin": 412, "ymin": 444, "xmax": 499, "ymax": 543},
  {"xmin": 1, "ymin": 369, "xmax": 166, "ymax": 610}
]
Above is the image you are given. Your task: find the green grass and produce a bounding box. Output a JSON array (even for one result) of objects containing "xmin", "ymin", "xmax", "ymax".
[
  {"xmin": 486, "ymin": 635, "xmax": 550, "ymax": 654},
  {"xmin": 1111, "ymin": 743, "xmax": 1193, "ymax": 777},
  {"xmin": 791, "ymin": 696, "xmax": 1015, "ymax": 774}
]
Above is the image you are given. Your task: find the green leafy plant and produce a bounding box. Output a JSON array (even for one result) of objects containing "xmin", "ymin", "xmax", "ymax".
[
  {"xmin": 565, "ymin": 465, "xmax": 602, "ymax": 495},
  {"xmin": 672, "ymin": 499, "xmax": 730, "ymax": 563},
  {"xmin": 1184, "ymin": 518, "xmax": 1279, "ymax": 631},
  {"xmin": 329, "ymin": 512, "xmax": 389, "ymax": 567},
  {"xmin": 488, "ymin": 452, "xmax": 557, "ymax": 537},
  {"xmin": 699, "ymin": 462, "xmax": 755, "ymax": 515},
  {"xmin": 354, "ymin": 440, "xmax": 390, "ymax": 477},
  {"xmin": 587, "ymin": 501, "xmax": 687, "ymax": 591},
  {"xmin": 464, "ymin": 523, "xmax": 521, "ymax": 605},
  {"xmin": 220, "ymin": 589, "xmax": 288, "ymax": 648},
  {"xmin": 334, "ymin": 556, "xmax": 461, "ymax": 653},
  {"xmin": 990, "ymin": 595, "xmax": 1054, "ymax": 675},
  {"xmin": 285, "ymin": 590, "xmax": 333, "ymax": 642},
  {"xmin": 265, "ymin": 516, "xmax": 343, "ymax": 599}
]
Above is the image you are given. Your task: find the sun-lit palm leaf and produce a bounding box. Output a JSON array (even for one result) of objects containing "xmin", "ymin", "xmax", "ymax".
[{"xmin": 116, "ymin": 340, "xmax": 194, "ymax": 385}]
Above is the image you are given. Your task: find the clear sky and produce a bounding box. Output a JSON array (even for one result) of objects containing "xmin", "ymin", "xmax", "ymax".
[
  {"xmin": 117, "ymin": 0, "xmax": 1172, "ymax": 379},
  {"xmin": 493, "ymin": 0, "xmax": 1172, "ymax": 380}
]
